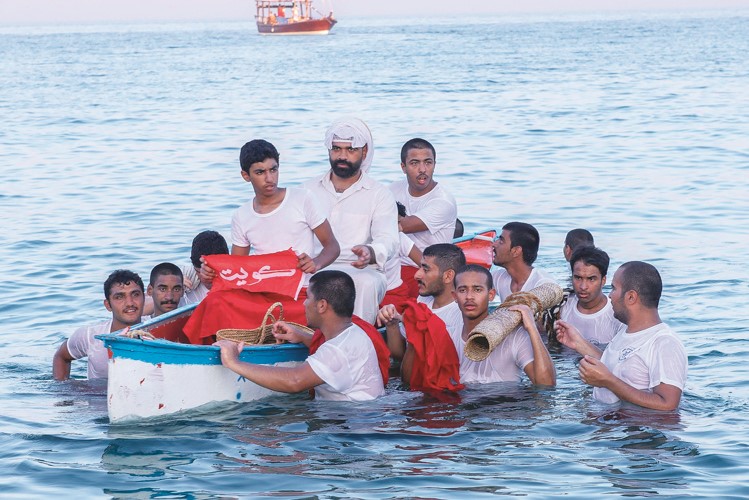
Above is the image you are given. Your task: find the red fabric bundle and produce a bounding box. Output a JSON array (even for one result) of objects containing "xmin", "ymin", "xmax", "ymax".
[
  {"xmin": 400, "ymin": 265, "xmax": 420, "ymax": 299},
  {"xmin": 379, "ymin": 279, "xmax": 413, "ymax": 314},
  {"xmin": 182, "ymin": 290, "xmax": 307, "ymax": 345},
  {"xmin": 308, "ymin": 315, "xmax": 390, "ymax": 386},
  {"xmin": 401, "ymin": 300, "xmax": 464, "ymax": 392}
]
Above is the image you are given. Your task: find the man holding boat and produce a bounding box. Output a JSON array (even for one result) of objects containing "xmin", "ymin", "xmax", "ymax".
[
  {"xmin": 52, "ymin": 269, "xmax": 147, "ymax": 380},
  {"xmin": 215, "ymin": 270, "xmax": 386, "ymax": 401},
  {"xmin": 304, "ymin": 117, "xmax": 399, "ymax": 324},
  {"xmin": 147, "ymin": 262, "xmax": 185, "ymax": 318},
  {"xmin": 388, "ymin": 138, "xmax": 457, "ymax": 298},
  {"xmin": 555, "ymin": 261, "xmax": 687, "ymax": 410}
]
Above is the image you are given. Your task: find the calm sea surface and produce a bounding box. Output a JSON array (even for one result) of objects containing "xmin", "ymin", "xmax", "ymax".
[{"xmin": 1, "ymin": 10, "xmax": 749, "ymax": 498}]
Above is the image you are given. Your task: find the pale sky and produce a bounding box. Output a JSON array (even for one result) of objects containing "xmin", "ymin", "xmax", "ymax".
[{"xmin": 1, "ymin": 0, "xmax": 747, "ymax": 25}]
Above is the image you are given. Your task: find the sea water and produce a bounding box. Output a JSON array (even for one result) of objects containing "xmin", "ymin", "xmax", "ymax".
[{"xmin": 1, "ymin": 11, "xmax": 749, "ymax": 498}]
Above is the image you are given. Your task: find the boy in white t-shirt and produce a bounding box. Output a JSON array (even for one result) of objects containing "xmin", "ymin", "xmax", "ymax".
[
  {"xmin": 52, "ymin": 269, "xmax": 147, "ymax": 380},
  {"xmin": 389, "ymin": 138, "xmax": 457, "ymax": 297},
  {"xmin": 556, "ymin": 261, "xmax": 688, "ymax": 410},
  {"xmin": 201, "ymin": 139, "xmax": 340, "ymax": 289},
  {"xmin": 215, "ymin": 270, "xmax": 385, "ymax": 402},
  {"xmin": 558, "ymin": 245, "xmax": 624, "ymax": 345}
]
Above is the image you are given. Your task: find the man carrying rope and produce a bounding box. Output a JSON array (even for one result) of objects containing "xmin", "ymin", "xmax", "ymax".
[{"xmin": 449, "ymin": 265, "xmax": 556, "ymax": 386}]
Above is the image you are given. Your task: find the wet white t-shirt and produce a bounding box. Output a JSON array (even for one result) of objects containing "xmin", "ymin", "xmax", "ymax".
[
  {"xmin": 66, "ymin": 317, "xmax": 148, "ymax": 379},
  {"xmin": 447, "ymin": 322, "xmax": 534, "ymax": 384},
  {"xmin": 594, "ymin": 323, "xmax": 688, "ymax": 404},
  {"xmin": 306, "ymin": 324, "xmax": 385, "ymax": 401},
  {"xmin": 560, "ymin": 294, "xmax": 625, "ymax": 345}
]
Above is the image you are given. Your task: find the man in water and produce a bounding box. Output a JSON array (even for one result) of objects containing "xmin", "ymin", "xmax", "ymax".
[
  {"xmin": 491, "ymin": 221, "xmax": 557, "ymax": 301},
  {"xmin": 148, "ymin": 262, "xmax": 185, "ymax": 318},
  {"xmin": 378, "ymin": 244, "xmax": 465, "ymax": 372},
  {"xmin": 449, "ymin": 264, "xmax": 556, "ymax": 386},
  {"xmin": 558, "ymin": 246, "xmax": 623, "ymax": 345},
  {"xmin": 563, "ymin": 228, "xmax": 594, "ymax": 262},
  {"xmin": 215, "ymin": 270, "xmax": 385, "ymax": 401},
  {"xmin": 555, "ymin": 261, "xmax": 687, "ymax": 410},
  {"xmin": 53, "ymin": 269, "xmax": 146, "ymax": 380},
  {"xmin": 388, "ymin": 138, "xmax": 458, "ymax": 297},
  {"xmin": 304, "ymin": 118, "xmax": 398, "ymax": 324}
]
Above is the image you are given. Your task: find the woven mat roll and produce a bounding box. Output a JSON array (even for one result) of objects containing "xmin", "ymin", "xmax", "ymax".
[{"xmin": 464, "ymin": 282, "xmax": 564, "ymax": 361}]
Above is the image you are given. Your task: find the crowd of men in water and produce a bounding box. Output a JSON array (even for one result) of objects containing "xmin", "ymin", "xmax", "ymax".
[{"xmin": 53, "ymin": 117, "xmax": 688, "ymax": 411}]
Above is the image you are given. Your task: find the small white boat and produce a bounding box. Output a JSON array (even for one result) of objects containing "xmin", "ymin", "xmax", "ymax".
[
  {"xmin": 99, "ymin": 228, "xmax": 496, "ymax": 423},
  {"xmin": 98, "ymin": 306, "xmax": 308, "ymax": 423}
]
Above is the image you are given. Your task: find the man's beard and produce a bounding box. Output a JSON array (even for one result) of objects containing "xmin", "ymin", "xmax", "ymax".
[{"xmin": 330, "ymin": 158, "xmax": 362, "ymax": 179}]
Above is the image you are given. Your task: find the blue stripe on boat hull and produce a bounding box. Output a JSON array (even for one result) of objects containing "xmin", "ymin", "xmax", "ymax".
[{"xmin": 99, "ymin": 336, "xmax": 309, "ymax": 366}]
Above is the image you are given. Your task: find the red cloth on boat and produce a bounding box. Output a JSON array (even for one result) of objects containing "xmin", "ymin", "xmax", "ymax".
[
  {"xmin": 400, "ymin": 265, "xmax": 420, "ymax": 299},
  {"xmin": 379, "ymin": 279, "xmax": 413, "ymax": 314},
  {"xmin": 308, "ymin": 315, "xmax": 390, "ymax": 386},
  {"xmin": 203, "ymin": 250, "xmax": 303, "ymax": 300},
  {"xmin": 182, "ymin": 289, "xmax": 307, "ymax": 345},
  {"xmin": 401, "ymin": 300, "xmax": 464, "ymax": 393}
]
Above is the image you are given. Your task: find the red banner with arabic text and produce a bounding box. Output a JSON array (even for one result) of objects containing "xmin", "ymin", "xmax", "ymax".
[{"xmin": 204, "ymin": 250, "xmax": 303, "ymax": 300}]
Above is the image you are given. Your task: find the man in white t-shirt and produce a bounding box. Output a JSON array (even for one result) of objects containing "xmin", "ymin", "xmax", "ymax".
[
  {"xmin": 215, "ymin": 270, "xmax": 385, "ymax": 402},
  {"xmin": 52, "ymin": 269, "xmax": 147, "ymax": 380},
  {"xmin": 377, "ymin": 243, "xmax": 466, "ymax": 383},
  {"xmin": 556, "ymin": 261, "xmax": 688, "ymax": 410},
  {"xmin": 388, "ymin": 138, "xmax": 457, "ymax": 297},
  {"xmin": 449, "ymin": 265, "xmax": 556, "ymax": 386},
  {"xmin": 201, "ymin": 139, "xmax": 340, "ymax": 290},
  {"xmin": 558, "ymin": 246, "xmax": 624, "ymax": 345},
  {"xmin": 304, "ymin": 118, "xmax": 398, "ymax": 324},
  {"xmin": 491, "ymin": 221, "xmax": 556, "ymax": 301}
]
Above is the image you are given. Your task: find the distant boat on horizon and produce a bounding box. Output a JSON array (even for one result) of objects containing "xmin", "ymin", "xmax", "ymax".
[{"xmin": 255, "ymin": 0, "xmax": 337, "ymax": 35}]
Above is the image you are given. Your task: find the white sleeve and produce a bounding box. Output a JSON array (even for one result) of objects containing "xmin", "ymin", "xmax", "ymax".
[
  {"xmin": 303, "ymin": 189, "xmax": 328, "ymax": 231},
  {"xmin": 65, "ymin": 326, "xmax": 91, "ymax": 360},
  {"xmin": 511, "ymin": 327, "xmax": 535, "ymax": 371},
  {"xmin": 368, "ymin": 188, "xmax": 399, "ymax": 270},
  {"xmin": 306, "ymin": 342, "xmax": 355, "ymax": 392},
  {"xmin": 230, "ymin": 208, "xmax": 251, "ymax": 248},
  {"xmin": 648, "ymin": 335, "xmax": 688, "ymax": 390},
  {"xmin": 411, "ymin": 197, "xmax": 457, "ymax": 234}
]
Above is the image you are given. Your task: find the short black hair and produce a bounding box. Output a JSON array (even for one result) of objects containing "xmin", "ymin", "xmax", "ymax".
[
  {"xmin": 454, "ymin": 264, "xmax": 494, "ymax": 290},
  {"xmin": 569, "ymin": 246, "xmax": 610, "ymax": 277},
  {"xmin": 396, "ymin": 201, "xmax": 407, "ymax": 218},
  {"xmin": 400, "ymin": 137, "xmax": 436, "ymax": 164},
  {"xmin": 104, "ymin": 269, "xmax": 144, "ymax": 301},
  {"xmin": 308, "ymin": 270, "xmax": 356, "ymax": 318},
  {"xmin": 423, "ymin": 244, "xmax": 466, "ymax": 275},
  {"xmin": 149, "ymin": 262, "xmax": 183, "ymax": 286},
  {"xmin": 190, "ymin": 230, "xmax": 229, "ymax": 269},
  {"xmin": 239, "ymin": 139, "xmax": 280, "ymax": 174},
  {"xmin": 619, "ymin": 261, "xmax": 662, "ymax": 309},
  {"xmin": 453, "ymin": 218, "xmax": 464, "ymax": 238},
  {"xmin": 503, "ymin": 222, "xmax": 540, "ymax": 265},
  {"xmin": 565, "ymin": 228, "xmax": 594, "ymax": 250}
]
